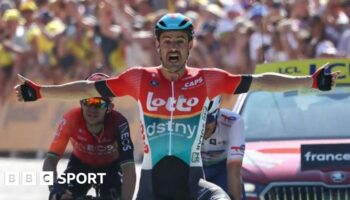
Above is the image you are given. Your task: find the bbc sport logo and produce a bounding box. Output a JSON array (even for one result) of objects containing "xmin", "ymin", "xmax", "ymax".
[{"xmin": 1, "ymin": 171, "xmax": 106, "ymax": 186}]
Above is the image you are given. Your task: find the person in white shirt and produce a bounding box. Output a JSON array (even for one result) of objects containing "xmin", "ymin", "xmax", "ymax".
[{"xmin": 201, "ymin": 95, "xmax": 245, "ymax": 200}]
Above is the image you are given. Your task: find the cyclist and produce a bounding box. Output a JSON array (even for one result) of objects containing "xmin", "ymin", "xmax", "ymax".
[
  {"xmin": 201, "ymin": 96, "xmax": 245, "ymax": 200},
  {"xmin": 43, "ymin": 73, "xmax": 136, "ymax": 200},
  {"xmin": 16, "ymin": 13, "xmax": 338, "ymax": 200}
]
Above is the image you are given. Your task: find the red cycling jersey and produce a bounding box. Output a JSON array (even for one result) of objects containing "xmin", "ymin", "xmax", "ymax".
[
  {"xmin": 49, "ymin": 108, "xmax": 134, "ymax": 167},
  {"xmin": 95, "ymin": 66, "xmax": 251, "ymax": 169},
  {"xmin": 94, "ymin": 66, "xmax": 251, "ymax": 199}
]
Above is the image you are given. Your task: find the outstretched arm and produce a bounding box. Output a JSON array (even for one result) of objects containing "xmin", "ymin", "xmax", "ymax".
[
  {"xmin": 249, "ymin": 63, "xmax": 339, "ymax": 92},
  {"xmin": 120, "ymin": 163, "xmax": 136, "ymax": 200},
  {"xmin": 39, "ymin": 81, "xmax": 99, "ymax": 99},
  {"xmin": 43, "ymin": 154, "xmax": 60, "ymax": 182},
  {"xmin": 227, "ymin": 160, "xmax": 243, "ymax": 200},
  {"xmin": 250, "ymin": 72, "xmax": 312, "ymax": 91},
  {"xmin": 43, "ymin": 154, "xmax": 73, "ymax": 200},
  {"xmin": 14, "ymin": 74, "xmax": 100, "ymax": 101},
  {"xmin": 227, "ymin": 116, "xmax": 245, "ymax": 200}
]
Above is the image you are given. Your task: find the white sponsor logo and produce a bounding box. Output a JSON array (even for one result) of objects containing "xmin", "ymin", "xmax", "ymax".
[
  {"xmin": 146, "ymin": 92, "xmax": 199, "ymax": 112},
  {"xmin": 331, "ymin": 172, "xmax": 346, "ymax": 183},
  {"xmin": 146, "ymin": 121, "xmax": 196, "ymax": 139},
  {"xmin": 119, "ymin": 122, "xmax": 132, "ymax": 151},
  {"xmin": 3, "ymin": 172, "xmax": 106, "ymax": 185},
  {"xmin": 56, "ymin": 172, "xmax": 106, "ymax": 184},
  {"xmin": 304, "ymin": 151, "xmax": 350, "ymax": 162},
  {"xmin": 183, "ymin": 77, "xmax": 203, "ymax": 89},
  {"xmin": 71, "ymin": 139, "xmax": 118, "ymax": 155}
]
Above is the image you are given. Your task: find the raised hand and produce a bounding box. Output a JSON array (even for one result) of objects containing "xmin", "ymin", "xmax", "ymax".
[
  {"xmin": 312, "ymin": 63, "xmax": 340, "ymax": 91},
  {"xmin": 14, "ymin": 74, "xmax": 42, "ymax": 102}
]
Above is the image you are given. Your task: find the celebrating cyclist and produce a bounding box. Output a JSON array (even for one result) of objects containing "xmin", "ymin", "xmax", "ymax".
[
  {"xmin": 43, "ymin": 73, "xmax": 136, "ymax": 200},
  {"xmin": 201, "ymin": 96, "xmax": 245, "ymax": 200},
  {"xmin": 16, "ymin": 13, "xmax": 338, "ymax": 200}
]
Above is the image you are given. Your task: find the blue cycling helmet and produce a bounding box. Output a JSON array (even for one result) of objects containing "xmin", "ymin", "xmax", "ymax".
[{"xmin": 155, "ymin": 13, "xmax": 194, "ymax": 41}]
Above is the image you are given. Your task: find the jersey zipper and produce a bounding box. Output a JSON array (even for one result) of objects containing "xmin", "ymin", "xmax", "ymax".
[{"xmin": 168, "ymin": 81, "xmax": 175, "ymax": 155}]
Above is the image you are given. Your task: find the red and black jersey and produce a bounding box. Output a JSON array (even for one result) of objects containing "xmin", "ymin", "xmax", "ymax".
[{"xmin": 49, "ymin": 108, "xmax": 134, "ymax": 167}]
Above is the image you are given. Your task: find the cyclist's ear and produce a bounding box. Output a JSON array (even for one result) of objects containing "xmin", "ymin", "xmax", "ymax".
[
  {"xmin": 189, "ymin": 40, "xmax": 193, "ymax": 49},
  {"xmin": 107, "ymin": 102, "xmax": 114, "ymax": 113},
  {"xmin": 155, "ymin": 40, "xmax": 160, "ymax": 51}
]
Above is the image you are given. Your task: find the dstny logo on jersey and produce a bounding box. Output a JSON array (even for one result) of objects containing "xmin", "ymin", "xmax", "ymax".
[
  {"xmin": 144, "ymin": 115, "xmax": 199, "ymax": 139},
  {"xmin": 146, "ymin": 92, "xmax": 199, "ymax": 112}
]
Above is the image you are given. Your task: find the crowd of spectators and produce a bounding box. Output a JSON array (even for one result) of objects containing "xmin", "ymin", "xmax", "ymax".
[{"xmin": 0, "ymin": 0, "xmax": 349, "ymax": 104}]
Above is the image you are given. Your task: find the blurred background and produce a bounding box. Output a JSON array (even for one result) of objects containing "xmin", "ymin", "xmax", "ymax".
[{"xmin": 0, "ymin": 0, "xmax": 349, "ymax": 199}]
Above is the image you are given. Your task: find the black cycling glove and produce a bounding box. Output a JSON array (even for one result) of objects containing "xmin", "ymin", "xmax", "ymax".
[
  {"xmin": 20, "ymin": 80, "xmax": 42, "ymax": 101},
  {"xmin": 312, "ymin": 67, "xmax": 333, "ymax": 91},
  {"xmin": 49, "ymin": 183, "xmax": 66, "ymax": 200}
]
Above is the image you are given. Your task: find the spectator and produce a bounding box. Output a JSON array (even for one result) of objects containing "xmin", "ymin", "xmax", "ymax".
[
  {"xmin": 125, "ymin": 30, "xmax": 156, "ymax": 67},
  {"xmin": 57, "ymin": 19, "xmax": 102, "ymax": 79},
  {"xmin": 316, "ymin": 40, "xmax": 340, "ymax": 58},
  {"xmin": 95, "ymin": 0, "xmax": 126, "ymax": 74},
  {"xmin": 249, "ymin": 2, "xmax": 271, "ymax": 64},
  {"xmin": 337, "ymin": 0, "xmax": 350, "ymax": 57},
  {"xmin": 2, "ymin": 0, "xmax": 349, "ymax": 107},
  {"xmin": 188, "ymin": 21, "xmax": 221, "ymax": 68},
  {"xmin": 0, "ymin": 0, "xmax": 14, "ymax": 15},
  {"xmin": 306, "ymin": 15, "xmax": 329, "ymax": 58},
  {"xmin": 0, "ymin": 9, "xmax": 26, "ymax": 102},
  {"xmin": 322, "ymin": 0, "xmax": 346, "ymax": 44},
  {"xmin": 29, "ymin": 13, "xmax": 66, "ymax": 83}
]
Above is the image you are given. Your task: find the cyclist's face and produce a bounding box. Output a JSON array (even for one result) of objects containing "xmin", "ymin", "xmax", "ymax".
[
  {"xmin": 81, "ymin": 98, "xmax": 108, "ymax": 125},
  {"xmin": 157, "ymin": 31, "xmax": 192, "ymax": 72}
]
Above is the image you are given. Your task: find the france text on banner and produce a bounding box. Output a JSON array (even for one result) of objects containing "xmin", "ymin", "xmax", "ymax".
[{"xmin": 255, "ymin": 59, "xmax": 350, "ymax": 85}]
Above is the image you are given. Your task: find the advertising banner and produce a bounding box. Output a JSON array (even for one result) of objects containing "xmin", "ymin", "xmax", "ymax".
[{"xmin": 301, "ymin": 143, "xmax": 350, "ymax": 171}]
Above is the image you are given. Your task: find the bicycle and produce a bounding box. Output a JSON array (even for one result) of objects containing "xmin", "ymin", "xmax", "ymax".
[
  {"xmin": 53, "ymin": 183, "xmax": 119, "ymax": 200},
  {"xmin": 83, "ymin": 183, "xmax": 120, "ymax": 200}
]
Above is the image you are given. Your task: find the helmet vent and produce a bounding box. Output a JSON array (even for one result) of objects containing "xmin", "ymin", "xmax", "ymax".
[
  {"xmin": 178, "ymin": 19, "xmax": 188, "ymax": 27},
  {"xmin": 159, "ymin": 21, "xmax": 167, "ymax": 27}
]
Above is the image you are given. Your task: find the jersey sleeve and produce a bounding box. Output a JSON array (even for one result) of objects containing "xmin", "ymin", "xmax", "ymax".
[
  {"xmin": 95, "ymin": 67, "xmax": 143, "ymax": 100},
  {"xmin": 227, "ymin": 116, "xmax": 245, "ymax": 162},
  {"xmin": 48, "ymin": 114, "xmax": 71, "ymax": 157},
  {"xmin": 203, "ymin": 68, "xmax": 252, "ymax": 98},
  {"xmin": 116, "ymin": 118, "xmax": 134, "ymax": 166}
]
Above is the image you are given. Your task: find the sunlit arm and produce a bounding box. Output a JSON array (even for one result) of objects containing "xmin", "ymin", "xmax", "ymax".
[
  {"xmin": 40, "ymin": 80, "xmax": 100, "ymax": 100},
  {"xmin": 120, "ymin": 162, "xmax": 136, "ymax": 200},
  {"xmin": 43, "ymin": 155, "xmax": 60, "ymax": 182},
  {"xmin": 227, "ymin": 160, "xmax": 243, "ymax": 200},
  {"xmin": 250, "ymin": 73, "xmax": 313, "ymax": 92}
]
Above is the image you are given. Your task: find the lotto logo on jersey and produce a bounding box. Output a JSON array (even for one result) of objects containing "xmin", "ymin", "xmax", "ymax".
[{"xmin": 146, "ymin": 92, "xmax": 199, "ymax": 112}]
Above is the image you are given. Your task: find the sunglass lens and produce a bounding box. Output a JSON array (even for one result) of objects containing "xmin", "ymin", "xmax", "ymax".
[{"xmin": 82, "ymin": 98, "xmax": 108, "ymax": 108}]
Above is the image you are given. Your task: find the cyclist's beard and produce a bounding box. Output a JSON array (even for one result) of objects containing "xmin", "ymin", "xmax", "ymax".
[{"xmin": 160, "ymin": 50, "xmax": 188, "ymax": 73}]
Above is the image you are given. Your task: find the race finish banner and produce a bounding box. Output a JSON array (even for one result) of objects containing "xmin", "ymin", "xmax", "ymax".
[
  {"xmin": 255, "ymin": 58, "xmax": 350, "ymax": 85},
  {"xmin": 301, "ymin": 143, "xmax": 350, "ymax": 171}
]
